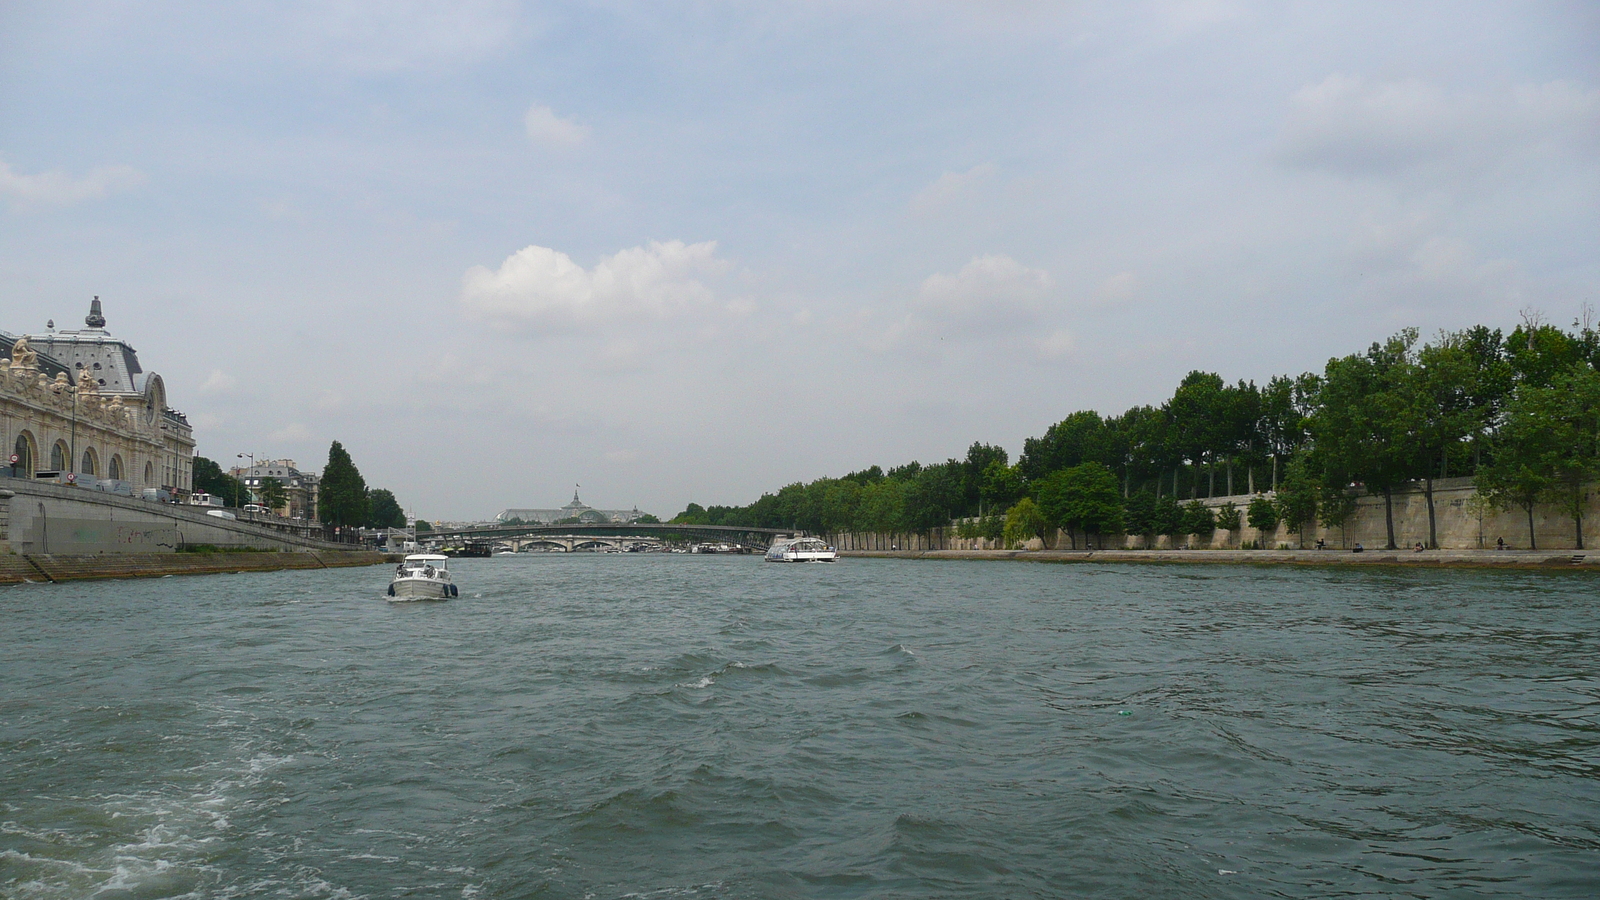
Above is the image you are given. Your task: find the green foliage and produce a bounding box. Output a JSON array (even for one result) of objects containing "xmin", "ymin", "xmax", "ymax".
[
  {"xmin": 1247, "ymin": 496, "xmax": 1279, "ymax": 533},
  {"xmin": 1180, "ymin": 500, "xmax": 1215, "ymax": 536},
  {"xmin": 1478, "ymin": 365, "xmax": 1600, "ymax": 549},
  {"xmin": 366, "ymin": 488, "xmax": 406, "ymax": 529},
  {"xmin": 654, "ymin": 313, "xmax": 1600, "ymax": 548},
  {"xmin": 635, "ymin": 513, "xmax": 662, "ymax": 524},
  {"xmin": 1216, "ymin": 502, "xmax": 1242, "ymax": 532},
  {"xmin": 414, "ymin": 520, "xmax": 432, "ymax": 532},
  {"xmin": 1002, "ymin": 497, "xmax": 1049, "ymax": 549},
  {"xmin": 319, "ymin": 441, "xmax": 369, "ymax": 527},
  {"xmin": 1274, "ymin": 452, "xmax": 1320, "ymax": 538},
  {"xmin": 257, "ymin": 477, "xmax": 287, "ymax": 512},
  {"xmin": 1036, "ymin": 462, "xmax": 1124, "ymax": 548},
  {"xmin": 192, "ymin": 455, "xmax": 247, "ymax": 506}
]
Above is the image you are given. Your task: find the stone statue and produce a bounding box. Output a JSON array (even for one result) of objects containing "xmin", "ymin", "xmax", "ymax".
[
  {"xmin": 76, "ymin": 368, "xmax": 99, "ymax": 394},
  {"xmin": 10, "ymin": 337, "xmax": 37, "ymax": 369}
]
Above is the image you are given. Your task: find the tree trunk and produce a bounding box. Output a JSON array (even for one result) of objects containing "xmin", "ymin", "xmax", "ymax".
[
  {"xmin": 1271, "ymin": 455, "xmax": 1279, "ymax": 490},
  {"xmin": 1208, "ymin": 459, "xmax": 1215, "ymax": 498},
  {"xmin": 1424, "ymin": 475, "xmax": 1437, "ymax": 549},
  {"xmin": 1527, "ymin": 504, "xmax": 1537, "ymax": 551},
  {"xmin": 1226, "ymin": 457, "xmax": 1234, "ymax": 496},
  {"xmin": 1248, "ymin": 466, "xmax": 1255, "ymax": 494},
  {"xmin": 1577, "ymin": 500, "xmax": 1585, "ymax": 551},
  {"xmin": 1384, "ymin": 487, "xmax": 1397, "ymax": 549}
]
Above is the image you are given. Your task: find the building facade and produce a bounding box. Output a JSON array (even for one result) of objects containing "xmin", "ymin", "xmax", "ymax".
[
  {"xmin": 230, "ymin": 459, "xmax": 320, "ymax": 522},
  {"xmin": 2, "ymin": 299, "xmax": 195, "ymax": 495},
  {"xmin": 497, "ymin": 489, "xmax": 645, "ymax": 525}
]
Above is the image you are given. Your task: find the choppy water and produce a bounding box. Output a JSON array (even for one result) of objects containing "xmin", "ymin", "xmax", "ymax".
[{"xmin": 2, "ymin": 555, "xmax": 1598, "ymax": 899}]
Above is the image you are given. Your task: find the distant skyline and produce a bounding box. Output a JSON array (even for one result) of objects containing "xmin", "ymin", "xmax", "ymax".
[{"xmin": 3, "ymin": 2, "xmax": 1596, "ymax": 520}]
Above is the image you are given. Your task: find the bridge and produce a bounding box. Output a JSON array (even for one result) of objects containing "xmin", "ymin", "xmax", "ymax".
[{"xmin": 421, "ymin": 522, "xmax": 800, "ymax": 551}]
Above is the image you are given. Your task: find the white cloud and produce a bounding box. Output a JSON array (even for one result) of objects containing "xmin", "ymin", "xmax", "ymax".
[
  {"xmin": 1277, "ymin": 75, "xmax": 1600, "ymax": 176},
  {"xmin": 268, "ymin": 422, "xmax": 312, "ymax": 442},
  {"xmin": 1092, "ymin": 272, "xmax": 1139, "ymax": 307},
  {"xmin": 0, "ymin": 157, "xmax": 146, "ymax": 208},
  {"xmin": 916, "ymin": 254, "xmax": 1052, "ymax": 322},
  {"xmin": 198, "ymin": 369, "xmax": 237, "ymax": 395},
  {"xmin": 460, "ymin": 240, "xmax": 730, "ymax": 329},
  {"xmin": 1034, "ymin": 328, "xmax": 1076, "ymax": 359},
  {"xmin": 288, "ymin": 0, "xmax": 521, "ymax": 72},
  {"xmin": 524, "ymin": 104, "xmax": 589, "ymax": 147},
  {"xmin": 909, "ymin": 163, "xmax": 996, "ymax": 213}
]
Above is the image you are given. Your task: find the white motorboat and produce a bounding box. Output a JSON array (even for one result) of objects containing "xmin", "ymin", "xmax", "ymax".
[
  {"xmin": 388, "ymin": 554, "xmax": 458, "ymax": 600},
  {"xmin": 764, "ymin": 537, "xmax": 839, "ymax": 563}
]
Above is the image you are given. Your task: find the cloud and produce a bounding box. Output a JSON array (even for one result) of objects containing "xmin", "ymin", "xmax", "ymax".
[
  {"xmin": 916, "ymin": 254, "xmax": 1052, "ymax": 323},
  {"xmin": 909, "ymin": 163, "xmax": 996, "ymax": 213},
  {"xmin": 460, "ymin": 240, "xmax": 731, "ymax": 329},
  {"xmin": 288, "ymin": 0, "xmax": 522, "ymax": 72},
  {"xmin": 1276, "ymin": 75, "xmax": 1600, "ymax": 176},
  {"xmin": 197, "ymin": 370, "xmax": 237, "ymax": 395},
  {"xmin": 0, "ymin": 157, "xmax": 146, "ymax": 208},
  {"xmin": 524, "ymin": 103, "xmax": 589, "ymax": 147},
  {"xmin": 1092, "ymin": 272, "xmax": 1139, "ymax": 307},
  {"xmin": 1034, "ymin": 328, "xmax": 1076, "ymax": 359},
  {"xmin": 268, "ymin": 422, "xmax": 312, "ymax": 442}
]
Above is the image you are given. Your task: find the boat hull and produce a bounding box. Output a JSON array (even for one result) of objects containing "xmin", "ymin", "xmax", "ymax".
[
  {"xmin": 389, "ymin": 576, "xmax": 455, "ymax": 601},
  {"xmin": 765, "ymin": 551, "xmax": 839, "ymax": 562}
]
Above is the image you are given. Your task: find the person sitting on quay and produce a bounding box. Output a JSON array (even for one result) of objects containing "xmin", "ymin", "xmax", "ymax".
[{"xmin": 1352, "ymin": 542, "xmax": 1364, "ymax": 553}]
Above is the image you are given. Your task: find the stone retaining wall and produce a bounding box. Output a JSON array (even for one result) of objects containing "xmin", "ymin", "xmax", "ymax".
[
  {"xmin": 0, "ymin": 550, "xmax": 395, "ymax": 584},
  {"xmin": 0, "ymin": 480, "xmax": 355, "ymax": 554},
  {"xmin": 836, "ymin": 477, "xmax": 1599, "ymax": 553}
]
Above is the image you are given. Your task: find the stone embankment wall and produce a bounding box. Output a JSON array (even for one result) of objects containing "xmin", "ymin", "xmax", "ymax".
[
  {"xmin": 833, "ymin": 477, "xmax": 1600, "ymax": 553},
  {"xmin": 0, "ymin": 480, "xmax": 355, "ymax": 554},
  {"xmin": 0, "ymin": 550, "xmax": 394, "ymax": 584}
]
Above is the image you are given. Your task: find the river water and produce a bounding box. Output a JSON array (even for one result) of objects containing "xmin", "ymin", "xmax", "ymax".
[{"xmin": 2, "ymin": 555, "xmax": 1597, "ymax": 899}]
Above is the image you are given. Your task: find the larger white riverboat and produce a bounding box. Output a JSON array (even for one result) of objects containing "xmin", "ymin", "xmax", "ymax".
[
  {"xmin": 388, "ymin": 554, "xmax": 458, "ymax": 600},
  {"xmin": 764, "ymin": 537, "xmax": 839, "ymax": 563}
]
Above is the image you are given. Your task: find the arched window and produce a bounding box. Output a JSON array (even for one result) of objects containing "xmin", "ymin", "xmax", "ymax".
[
  {"xmin": 109, "ymin": 455, "xmax": 123, "ymax": 481},
  {"xmin": 144, "ymin": 461, "xmax": 154, "ymax": 485},
  {"xmin": 80, "ymin": 447, "xmax": 98, "ymax": 476},
  {"xmin": 51, "ymin": 441, "xmax": 68, "ymax": 472},
  {"xmin": 12, "ymin": 432, "xmax": 34, "ymax": 476}
]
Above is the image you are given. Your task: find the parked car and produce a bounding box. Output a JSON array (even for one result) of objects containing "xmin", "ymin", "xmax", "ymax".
[
  {"xmin": 242, "ymin": 504, "xmax": 270, "ymax": 515},
  {"xmin": 141, "ymin": 487, "xmax": 173, "ymax": 503},
  {"xmin": 205, "ymin": 509, "xmax": 237, "ymax": 520}
]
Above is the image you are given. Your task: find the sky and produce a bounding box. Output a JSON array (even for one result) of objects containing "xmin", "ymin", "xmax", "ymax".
[{"xmin": 1, "ymin": 1, "xmax": 1596, "ymax": 521}]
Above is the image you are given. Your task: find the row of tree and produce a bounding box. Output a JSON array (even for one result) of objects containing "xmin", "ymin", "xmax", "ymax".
[
  {"xmin": 672, "ymin": 313, "xmax": 1600, "ymax": 550},
  {"xmin": 192, "ymin": 440, "xmax": 407, "ymax": 529}
]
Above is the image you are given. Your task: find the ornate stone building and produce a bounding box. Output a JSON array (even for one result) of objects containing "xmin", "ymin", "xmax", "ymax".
[
  {"xmin": 230, "ymin": 459, "xmax": 320, "ymax": 521},
  {"xmin": 496, "ymin": 489, "xmax": 645, "ymax": 524},
  {"xmin": 2, "ymin": 299, "xmax": 195, "ymax": 494}
]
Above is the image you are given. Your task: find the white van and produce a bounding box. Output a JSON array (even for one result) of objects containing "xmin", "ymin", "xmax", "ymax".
[{"xmin": 188, "ymin": 492, "xmax": 227, "ymax": 507}]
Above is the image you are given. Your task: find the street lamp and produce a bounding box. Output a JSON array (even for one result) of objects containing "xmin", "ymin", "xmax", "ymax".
[{"xmin": 236, "ymin": 452, "xmax": 254, "ymax": 508}]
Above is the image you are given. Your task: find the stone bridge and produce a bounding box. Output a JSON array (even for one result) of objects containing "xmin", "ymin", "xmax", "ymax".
[{"xmin": 423, "ymin": 521, "xmax": 797, "ymax": 552}]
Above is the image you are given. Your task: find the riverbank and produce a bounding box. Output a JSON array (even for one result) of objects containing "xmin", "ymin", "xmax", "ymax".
[
  {"xmin": 840, "ymin": 547, "xmax": 1600, "ymax": 570},
  {"xmin": 0, "ymin": 550, "xmax": 398, "ymax": 584}
]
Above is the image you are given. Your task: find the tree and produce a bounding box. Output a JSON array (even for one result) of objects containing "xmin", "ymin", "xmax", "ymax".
[
  {"xmin": 257, "ymin": 476, "xmax": 288, "ymax": 513},
  {"xmin": 635, "ymin": 513, "xmax": 662, "ymax": 524},
  {"xmin": 414, "ymin": 520, "xmax": 433, "ymax": 532},
  {"xmin": 1479, "ymin": 366, "xmax": 1600, "ymax": 549},
  {"xmin": 1247, "ymin": 496, "xmax": 1279, "ymax": 537},
  {"xmin": 1180, "ymin": 500, "xmax": 1215, "ymax": 539},
  {"xmin": 1036, "ymin": 463, "xmax": 1123, "ymax": 549},
  {"xmin": 1274, "ymin": 452, "xmax": 1320, "ymax": 548},
  {"xmin": 192, "ymin": 455, "xmax": 247, "ymax": 506},
  {"xmin": 1310, "ymin": 330, "xmax": 1420, "ymax": 548},
  {"xmin": 1019, "ymin": 411, "xmax": 1114, "ymax": 482},
  {"xmin": 1216, "ymin": 502, "xmax": 1242, "ymax": 542},
  {"xmin": 1002, "ymin": 497, "xmax": 1050, "ymax": 549},
  {"xmin": 320, "ymin": 440, "xmax": 370, "ymax": 527},
  {"xmin": 367, "ymin": 488, "xmax": 406, "ymax": 529}
]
